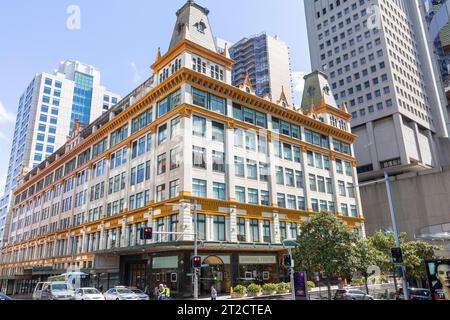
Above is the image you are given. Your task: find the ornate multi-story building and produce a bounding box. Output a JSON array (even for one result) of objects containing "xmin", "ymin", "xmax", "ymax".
[{"xmin": 0, "ymin": 0, "xmax": 364, "ymax": 298}]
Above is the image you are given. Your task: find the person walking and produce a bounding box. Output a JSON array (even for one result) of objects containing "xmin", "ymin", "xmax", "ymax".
[
  {"xmin": 211, "ymin": 286, "xmax": 217, "ymax": 301},
  {"xmin": 158, "ymin": 284, "xmax": 165, "ymax": 300},
  {"xmin": 164, "ymin": 284, "xmax": 171, "ymax": 300}
]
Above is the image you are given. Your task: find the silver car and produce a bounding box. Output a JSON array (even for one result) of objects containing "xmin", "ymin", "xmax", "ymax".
[
  {"xmin": 334, "ymin": 289, "xmax": 374, "ymax": 300},
  {"xmin": 103, "ymin": 287, "xmax": 140, "ymax": 300},
  {"xmin": 128, "ymin": 288, "xmax": 150, "ymax": 300}
]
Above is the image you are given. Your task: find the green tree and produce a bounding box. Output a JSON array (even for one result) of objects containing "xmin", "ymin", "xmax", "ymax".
[
  {"xmin": 366, "ymin": 230, "xmax": 440, "ymax": 286},
  {"xmin": 402, "ymin": 241, "xmax": 440, "ymax": 285},
  {"xmin": 293, "ymin": 212, "xmax": 359, "ymax": 300}
]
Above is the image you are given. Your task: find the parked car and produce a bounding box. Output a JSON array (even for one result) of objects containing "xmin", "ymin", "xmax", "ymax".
[
  {"xmin": 0, "ymin": 292, "xmax": 12, "ymax": 300},
  {"xmin": 128, "ymin": 288, "xmax": 150, "ymax": 300},
  {"xmin": 34, "ymin": 282, "xmax": 75, "ymax": 300},
  {"xmin": 103, "ymin": 287, "xmax": 140, "ymax": 300},
  {"xmin": 396, "ymin": 288, "xmax": 432, "ymax": 300},
  {"xmin": 334, "ymin": 289, "xmax": 374, "ymax": 300},
  {"xmin": 74, "ymin": 287, "xmax": 105, "ymax": 300}
]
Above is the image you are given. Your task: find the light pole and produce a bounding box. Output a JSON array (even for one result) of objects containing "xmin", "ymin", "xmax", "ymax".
[
  {"xmin": 384, "ymin": 172, "xmax": 409, "ymax": 300},
  {"xmin": 193, "ymin": 200, "xmax": 199, "ymax": 301},
  {"xmin": 283, "ymin": 239, "xmax": 299, "ymax": 301}
]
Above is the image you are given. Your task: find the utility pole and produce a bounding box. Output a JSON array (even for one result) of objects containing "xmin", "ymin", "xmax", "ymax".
[
  {"xmin": 288, "ymin": 247, "xmax": 295, "ymax": 301},
  {"xmin": 193, "ymin": 200, "xmax": 199, "ymax": 301},
  {"xmin": 384, "ymin": 172, "xmax": 409, "ymax": 300}
]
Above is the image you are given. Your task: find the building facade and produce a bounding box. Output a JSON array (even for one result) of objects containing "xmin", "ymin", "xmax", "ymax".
[
  {"xmin": 229, "ymin": 33, "xmax": 294, "ymax": 106},
  {"xmin": 304, "ymin": 0, "xmax": 450, "ymax": 181},
  {"xmin": 0, "ymin": 61, "xmax": 120, "ymax": 249},
  {"xmin": 0, "ymin": 1, "xmax": 364, "ymax": 297}
]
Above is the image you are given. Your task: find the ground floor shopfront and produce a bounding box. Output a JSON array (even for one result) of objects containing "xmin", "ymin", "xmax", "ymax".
[
  {"xmin": 113, "ymin": 244, "xmax": 289, "ymax": 298},
  {"xmin": 1, "ymin": 243, "xmax": 290, "ymax": 298}
]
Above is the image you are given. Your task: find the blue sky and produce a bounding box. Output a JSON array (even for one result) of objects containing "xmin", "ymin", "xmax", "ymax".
[{"xmin": 0, "ymin": 0, "xmax": 311, "ymax": 193}]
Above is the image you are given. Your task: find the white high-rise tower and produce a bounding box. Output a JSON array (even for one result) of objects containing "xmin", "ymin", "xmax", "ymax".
[
  {"xmin": 304, "ymin": 0, "xmax": 450, "ymax": 181},
  {"xmin": 0, "ymin": 60, "xmax": 120, "ymax": 247}
]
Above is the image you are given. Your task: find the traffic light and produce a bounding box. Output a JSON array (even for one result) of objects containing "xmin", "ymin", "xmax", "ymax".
[
  {"xmin": 192, "ymin": 256, "xmax": 202, "ymax": 268},
  {"xmin": 140, "ymin": 227, "xmax": 153, "ymax": 240},
  {"xmin": 283, "ymin": 254, "xmax": 293, "ymax": 268},
  {"xmin": 391, "ymin": 247, "xmax": 403, "ymax": 264}
]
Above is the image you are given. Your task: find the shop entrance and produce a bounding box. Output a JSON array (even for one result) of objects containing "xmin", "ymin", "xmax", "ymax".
[
  {"xmin": 199, "ymin": 255, "xmax": 231, "ymax": 296},
  {"xmin": 125, "ymin": 262, "xmax": 147, "ymax": 290}
]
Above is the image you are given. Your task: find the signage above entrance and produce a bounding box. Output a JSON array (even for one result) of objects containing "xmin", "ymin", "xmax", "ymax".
[{"xmin": 239, "ymin": 255, "xmax": 276, "ymax": 265}]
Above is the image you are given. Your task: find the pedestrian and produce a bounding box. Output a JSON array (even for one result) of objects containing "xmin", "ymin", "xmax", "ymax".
[
  {"xmin": 158, "ymin": 284, "xmax": 165, "ymax": 300},
  {"xmin": 164, "ymin": 284, "xmax": 171, "ymax": 300},
  {"xmin": 211, "ymin": 286, "xmax": 217, "ymax": 301},
  {"xmin": 154, "ymin": 286, "xmax": 159, "ymax": 300},
  {"xmin": 99, "ymin": 284, "xmax": 104, "ymax": 293}
]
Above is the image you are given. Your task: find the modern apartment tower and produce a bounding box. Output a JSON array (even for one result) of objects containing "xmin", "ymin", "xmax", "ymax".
[
  {"xmin": 229, "ymin": 33, "xmax": 295, "ymax": 106},
  {"xmin": 304, "ymin": 0, "xmax": 450, "ymax": 181},
  {"xmin": 0, "ymin": 1, "xmax": 363, "ymax": 297},
  {"xmin": 0, "ymin": 61, "xmax": 120, "ymax": 248}
]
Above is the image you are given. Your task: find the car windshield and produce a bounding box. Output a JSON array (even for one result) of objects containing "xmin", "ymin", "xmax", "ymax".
[
  {"xmin": 130, "ymin": 289, "xmax": 143, "ymax": 294},
  {"xmin": 52, "ymin": 284, "xmax": 72, "ymax": 291},
  {"xmin": 411, "ymin": 289, "xmax": 429, "ymax": 296},
  {"xmin": 84, "ymin": 289, "xmax": 100, "ymax": 294},
  {"xmin": 116, "ymin": 289, "xmax": 133, "ymax": 294}
]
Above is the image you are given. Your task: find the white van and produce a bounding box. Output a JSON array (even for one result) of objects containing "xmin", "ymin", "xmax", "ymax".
[{"xmin": 33, "ymin": 282, "xmax": 75, "ymax": 300}]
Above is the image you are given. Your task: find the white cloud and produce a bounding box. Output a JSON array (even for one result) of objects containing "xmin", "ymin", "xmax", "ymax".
[
  {"xmin": 0, "ymin": 101, "xmax": 15, "ymax": 124},
  {"xmin": 0, "ymin": 131, "xmax": 10, "ymax": 143},
  {"xmin": 129, "ymin": 61, "xmax": 142, "ymax": 85},
  {"xmin": 292, "ymin": 71, "xmax": 308, "ymax": 95}
]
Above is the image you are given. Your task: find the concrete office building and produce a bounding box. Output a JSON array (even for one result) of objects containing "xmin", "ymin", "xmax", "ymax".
[
  {"xmin": 0, "ymin": 61, "xmax": 120, "ymax": 248},
  {"xmin": 304, "ymin": 0, "xmax": 450, "ymax": 181},
  {"xmin": 229, "ymin": 33, "xmax": 295, "ymax": 106},
  {"xmin": 0, "ymin": 1, "xmax": 363, "ymax": 297}
]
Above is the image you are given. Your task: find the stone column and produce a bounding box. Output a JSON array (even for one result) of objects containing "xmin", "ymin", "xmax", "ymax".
[
  {"xmin": 178, "ymin": 201, "xmax": 194, "ymax": 241},
  {"xmin": 225, "ymin": 115, "xmax": 236, "ymax": 201},
  {"xmin": 245, "ymin": 219, "xmax": 251, "ymax": 242},
  {"xmin": 121, "ymin": 219, "xmax": 127, "ymax": 248},
  {"xmin": 107, "ymin": 230, "xmax": 113, "ymax": 249},
  {"xmin": 180, "ymin": 114, "xmax": 193, "ymax": 196},
  {"xmin": 132, "ymin": 224, "xmax": 137, "ymax": 247},
  {"xmin": 272, "ymin": 211, "xmax": 281, "ymax": 244},
  {"xmin": 301, "ymin": 147, "xmax": 312, "ymax": 211},
  {"xmin": 229, "ymin": 206, "xmax": 238, "ymax": 243},
  {"xmin": 258, "ymin": 220, "xmax": 264, "ymax": 243},
  {"xmin": 81, "ymin": 230, "xmax": 87, "ymax": 253},
  {"xmin": 99, "ymin": 225, "xmax": 105, "ymax": 251},
  {"xmin": 329, "ymin": 155, "xmax": 340, "ymax": 214},
  {"xmin": 267, "ymin": 130, "xmax": 278, "ymax": 206}
]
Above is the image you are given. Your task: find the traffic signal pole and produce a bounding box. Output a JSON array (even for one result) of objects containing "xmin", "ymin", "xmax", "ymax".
[
  {"xmin": 384, "ymin": 172, "xmax": 409, "ymax": 300},
  {"xmin": 193, "ymin": 201, "xmax": 199, "ymax": 301},
  {"xmin": 288, "ymin": 248, "xmax": 295, "ymax": 301}
]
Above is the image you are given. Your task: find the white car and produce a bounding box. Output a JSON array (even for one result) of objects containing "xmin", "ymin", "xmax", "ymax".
[
  {"xmin": 103, "ymin": 287, "xmax": 140, "ymax": 300},
  {"xmin": 74, "ymin": 288, "xmax": 105, "ymax": 300}
]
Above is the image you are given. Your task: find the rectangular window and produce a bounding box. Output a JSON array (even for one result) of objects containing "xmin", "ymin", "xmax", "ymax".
[
  {"xmin": 213, "ymin": 216, "xmax": 226, "ymax": 241},
  {"xmin": 156, "ymin": 184, "xmax": 166, "ymax": 202},
  {"xmin": 192, "ymin": 179, "xmax": 207, "ymax": 198},
  {"xmin": 213, "ymin": 182, "xmax": 226, "ymax": 200},
  {"xmin": 158, "ymin": 124, "xmax": 168, "ymax": 144},
  {"xmin": 234, "ymin": 156, "xmax": 244, "ymax": 177},
  {"xmin": 193, "ymin": 146, "xmax": 206, "ymax": 169},
  {"xmin": 236, "ymin": 186, "xmax": 246, "ymax": 203},
  {"xmin": 248, "ymin": 188, "xmax": 258, "ymax": 204},
  {"xmin": 212, "ymin": 151, "xmax": 225, "ymax": 173},
  {"xmin": 169, "ymin": 180, "xmax": 180, "ymax": 199},
  {"xmin": 170, "ymin": 147, "xmax": 181, "ymax": 170},
  {"xmin": 246, "ymin": 160, "xmax": 257, "ymax": 180},
  {"xmin": 157, "ymin": 153, "xmax": 167, "ymax": 175},
  {"xmin": 250, "ymin": 219, "xmax": 259, "ymax": 242},
  {"xmin": 211, "ymin": 121, "xmax": 225, "ymax": 142},
  {"xmin": 193, "ymin": 115, "xmax": 206, "ymax": 137}
]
